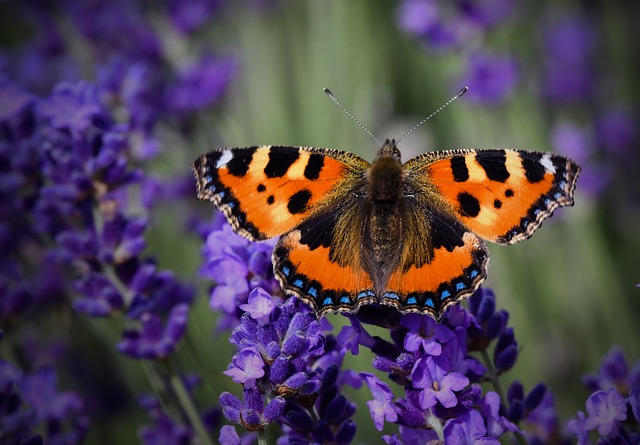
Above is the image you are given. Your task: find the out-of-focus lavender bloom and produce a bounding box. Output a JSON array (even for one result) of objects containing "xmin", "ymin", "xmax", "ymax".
[
  {"xmin": 396, "ymin": 0, "xmax": 517, "ymax": 52},
  {"xmin": 118, "ymin": 303, "xmax": 190, "ymax": 359},
  {"xmin": 568, "ymin": 348, "xmax": 640, "ymax": 444},
  {"xmin": 138, "ymin": 395, "xmax": 193, "ymax": 445},
  {"xmin": 0, "ymin": 336, "xmax": 88, "ymax": 445},
  {"xmin": 166, "ymin": 54, "xmax": 237, "ymax": 115},
  {"xmin": 166, "ymin": 0, "xmax": 224, "ymax": 34},
  {"xmin": 552, "ymin": 120, "xmax": 609, "ymax": 196},
  {"xmin": 582, "ymin": 346, "xmax": 640, "ymax": 394},
  {"xmin": 463, "ymin": 52, "xmax": 519, "ymax": 104},
  {"xmin": 583, "ymin": 388, "xmax": 627, "ymax": 436},
  {"xmin": 596, "ymin": 108, "xmax": 638, "ymax": 158},
  {"xmin": 218, "ymin": 425, "xmax": 242, "ymax": 445},
  {"xmin": 541, "ymin": 15, "xmax": 595, "ymax": 103}
]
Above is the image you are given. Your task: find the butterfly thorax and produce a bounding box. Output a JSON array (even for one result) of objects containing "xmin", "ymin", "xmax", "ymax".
[{"xmin": 362, "ymin": 140, "xmax": 406, "ymax": 292}]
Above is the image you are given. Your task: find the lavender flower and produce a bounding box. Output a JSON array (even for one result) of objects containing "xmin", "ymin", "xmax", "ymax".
[
  {"xmin": 462, "ymin": 51, "xmax": 519, "ymax": 104},
  {"xmin": 396, "ymin": 0, "xmax": 517, "ymax": 52},
  {"xmin": 569, "ymin": 347, "xmax": 640, "ymax": 443},
  {"xmin": 201, "ymin": 225, "xmax": 279, "ymax": 330},
  {"xmin": 541, "ymin": 15, "xmax": 596, "ymax": 103},
  {"xmin": 219, "ymin": 290, "xmax": 357, "ymax": 443}
]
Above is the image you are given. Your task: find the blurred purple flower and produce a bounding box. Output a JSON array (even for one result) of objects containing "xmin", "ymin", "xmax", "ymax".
[
  {"xmin": 596, "ymin": 108, "xmax": 638, "ymax": 158},
  {"xmin": 37, "ymin": 81, "xmax": 105, "ymax": 132},
  {"xmin": 396, "ymin": 0, "xmax": 517, "ymax": 52},
  {"xmin": 541, "ymin": 16, "xmax": 595, "ymax": 103},
  {"xmin": 630, "ymin": 386, "xmax": 640, "ymax": 423},
  {"xmin": 463, "ymin": 51, "xmax": 519, "ymax": 104},
  {"xmin": 166, "ymin": 0, "xmax": 224, "ymax": 34},
  {"xmin": 218, "ymin": 425, "xmax": 242, "ymax": 445},
  {"xmin": 118, "ymin": 303, "xmax": 190, "ymax": 359},
  {"xmin": 582, "ymin": 345, "xmax": 640, "ymax": 394},
  {"xmin": 583, "ymin": 388, "xmax": 627, "ymax": 436},
  {"xmin": 567, "ymin": 411, "xmax": 590, "ymax": 445},
  {"xmin": 551, "ymin": 120, "xmax": 609, "ymax": 196},
  {"xmin": 166, "ymin": 54, "xmax": 237, "ymax": 115}
]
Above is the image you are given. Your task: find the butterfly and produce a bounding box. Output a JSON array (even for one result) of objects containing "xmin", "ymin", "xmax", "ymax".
[{"xmin": 193, "ymin": 140, "xmax": 580, "ymax": 320}]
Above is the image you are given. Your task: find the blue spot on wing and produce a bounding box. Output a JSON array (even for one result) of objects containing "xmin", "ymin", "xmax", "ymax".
[
  {"xmin": 441, "ymin": 290, "xmax": 451, "ymax": 300},
  {"xmin": 308, "ymin": 287, "xmax": 318, "ymax": 298},
  {"xmin": 425, "ymin": 298, "xmax": 435, "ymax": 308},
  {"xmin": 357, "ymin": 290, "xmax": 375, "ymax": 300},
  {"xmin": 340, "ymin": 296, "xmax": 351, "ymax": 304},
  {"xmin": 282, "ymin": 266, "xmax": 291, "ymax": 277},
  {"xmin": 407, "ymin": 296, "xmax": 417, "ymax": 305},
  {"xmin": 323, "ymin": 297, "xmax": 333, "ymax": 306},
  {"xmin": 293, "ymin": 279, "xmax": 304, "ymax": 288},
  {"xmin": 455, "ymin": 281, "xmax": 466, "ymax": 291},
  {"xmin": 469, "ymin": 269, "xmax": 479, "ymax": 279},
  {"xmin": 383, "ymin": 292, "xmax": 399, "ymax": 300}
]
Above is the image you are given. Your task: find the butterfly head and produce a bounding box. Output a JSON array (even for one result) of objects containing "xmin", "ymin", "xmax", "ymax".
[{"xmin": 375, "ymin": 139, "xmax": 402, "ymax": 162}]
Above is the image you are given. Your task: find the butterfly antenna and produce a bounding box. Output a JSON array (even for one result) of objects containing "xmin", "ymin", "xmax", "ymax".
[
  {"xmin": 396, "ymin": 86, "xmax": 469, "ymax": 144},
  {"xmin": 323, "ymin": 88, "xmax": 382, "ymax": 145}
]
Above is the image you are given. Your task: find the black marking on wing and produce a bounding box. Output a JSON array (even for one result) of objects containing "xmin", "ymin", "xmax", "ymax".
[{"xmin": 476, "ymin": 151, "xmax": 509, "ymax": 182}]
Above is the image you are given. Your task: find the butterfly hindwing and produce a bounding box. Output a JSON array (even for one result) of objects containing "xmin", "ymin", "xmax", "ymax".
[
  {"xmin": 272, "ymin": 207, "xmax": 377, "ymax": 316},
  {"xmin": 405, "ymin": 149, "xmax": 580, "ymax": 244},
  {"xmin": 193, "ymin": 145, "xmax": 369, "ymax": 241},
  {"xmin": 382, "ymin": 205, "xmax": 489, "ymax": 320}
]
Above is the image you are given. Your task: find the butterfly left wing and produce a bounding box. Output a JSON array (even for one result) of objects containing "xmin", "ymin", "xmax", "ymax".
[
  {"xmin": 404, "ymin": 149, "xmax": 580, "ymax": 244},
  {"xmin": 193, "ymin": 145, "xmax": 369, "ymax": 241}
]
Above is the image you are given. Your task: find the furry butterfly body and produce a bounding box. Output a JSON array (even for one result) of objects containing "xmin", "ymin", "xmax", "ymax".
[{"xmin": 193, "ymin": 139, "xmax": 580, "ymax": 320}]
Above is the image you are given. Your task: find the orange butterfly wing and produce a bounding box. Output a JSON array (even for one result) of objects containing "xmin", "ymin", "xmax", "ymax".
[
  {"xmin": 193, "ymin": 145, "xmax": 368, "ymax": 240},
  {"xmin": 405, "ymin": 149, "xmax": 580, "ymax": 244},
  {"xmin": 193, "ymin": 145, "xmax": 375, "ymax": 313}
]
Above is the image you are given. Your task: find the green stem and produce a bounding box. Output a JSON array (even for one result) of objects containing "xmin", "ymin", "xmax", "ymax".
[
  {"xmin": 480, "ymin": 349, "xmax": 528, "ymax": 445},
  {"xmin": 426, "ymin": 410, "xmax": 444, "ymax": 441},
  {"xmin": 258, "ymin": 427, "xmax": 268, "ymax": 445},
  {"xmin": 169, "ymin": 371, "xmax": 214, "ymax": 445}
]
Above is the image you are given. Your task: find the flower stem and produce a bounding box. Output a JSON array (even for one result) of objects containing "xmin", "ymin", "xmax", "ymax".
[
  {"xmin": 258, "ymin": 427, "xmax": 268, "ymax": 445},
  {"xmin": 169, "ymin": 370, "xmax": 214, "ymax": 445},
  {"xmin": 426, "ymin": 410, "xmax": 444, "ymax": 441},
  {"xmin": 480, "ymin": 349, "xmax": 528, "ymax": 445}
]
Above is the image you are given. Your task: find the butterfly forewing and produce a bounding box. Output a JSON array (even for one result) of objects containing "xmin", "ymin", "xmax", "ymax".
[{"xmin": 405, "ymin": 149, "xmax": 580, "ymax": 245}]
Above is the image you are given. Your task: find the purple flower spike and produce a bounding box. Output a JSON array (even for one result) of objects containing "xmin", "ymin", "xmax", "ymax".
[
  {"xmin": 361, "ymin": 373, "xmax": 398, "ymax": 431},
  {"xmin": 412, "ymin": 356, "xmax": 469, "ymax": 409},
  {"xmin": 583, "ymin": 388, "xmax": 627, "ymax": 436}
]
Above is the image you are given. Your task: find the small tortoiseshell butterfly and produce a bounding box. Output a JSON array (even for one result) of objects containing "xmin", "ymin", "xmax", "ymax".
[{"xmin": 193, "ymin": 134, "xmax": 579, "ymax": 321}]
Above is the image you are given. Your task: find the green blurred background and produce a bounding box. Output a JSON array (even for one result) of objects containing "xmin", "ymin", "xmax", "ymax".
[{"xmin": 3, "ymin": 0, "xmax": 640, "ymax": 443}]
